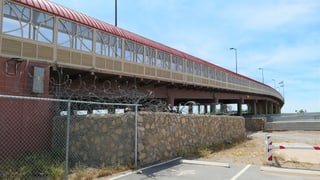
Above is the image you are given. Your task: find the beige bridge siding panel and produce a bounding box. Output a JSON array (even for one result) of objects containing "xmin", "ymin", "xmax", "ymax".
[
  {"xmin": 105, "ymin": 59, "xmax": 114, "ymax": 69},
  {"xmin": 202, "ymin": 78, "xmax": 209, "ymax": 85},
  {"xmin": 157, "ymin": 69, "xmax": 171, "ymax": 79},
  {"xmin": 186, "ymin": 75, "xmax": 193, "ymax": 82},
  {"xmin": 172, "ymin": 72, "xmax": 183, "ymax": 81},
  {"xmin": 38, "ymin": 45, "xmax": 54, "ymax": 60},
  {"xmin": 124, "ymin": 63, "xmax": 144, "ymax": 75},
  {"xmin": 95, "ymin": 57, "xmax": 106, "ymax": 69},
  {"xmin": 82, "ymin": 54, "xmax": 93, "ymax": 67},
  {"xmin": 145, "ymin": 67, "xmax": 156, "ymax": 77},
  {"xmin": 2, "ymin": 38, "xmax": 22, "ymax": 56},
  {"xmin": 1, "ymin": 37, "xmax": 54, "ymax": 62},
  {"xmin": 57, "ymin": 49, "xmax": 71, "ymax": 64},
  {"xmin": 22, "ymin": 42, "xmax": 37, "ymax": 58},
  {"xmin": 113, "ymin": 61, "xmax": 122, "ymax": 71},
  {"xmin": 71, "ymin": 52, "xmax": 81, "ymax": 65}
]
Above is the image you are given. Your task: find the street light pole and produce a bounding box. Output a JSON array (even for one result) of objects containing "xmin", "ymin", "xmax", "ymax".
[
  {"xmin": 279, "ymin": 81, "xmax": 285, "ymax": 98},
  {"xmin": 258, "ymin": 68, "xmax": 264, "ymax": 83},
  {"xmin": 272, "ymin": 79, "xmax": 276, "ymax": 88},
  {"xmin": 229, "ymin": 48, "xmax": 238, "ymax": 73},
  {"xmin": 115, "ymin": 0, "xmax": 118, "ymax": 27}
]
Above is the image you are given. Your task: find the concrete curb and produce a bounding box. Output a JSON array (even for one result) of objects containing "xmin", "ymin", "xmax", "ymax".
[
  {"xmin": 260, "ymin": 166, "xmax": 320, "ymax": 176},
  {"xmin": 180, "ymin": 159, "xmax": 230, "ymax": 168}
]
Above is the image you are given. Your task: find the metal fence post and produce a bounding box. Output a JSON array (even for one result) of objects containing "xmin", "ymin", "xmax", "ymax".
[
  {"xmin": 65, "ymin": 100, "xmax": 71, "ymax": 180},
  {"xmin": 134, "ymin": 104, "xmax": 138, "ymax": 167}
]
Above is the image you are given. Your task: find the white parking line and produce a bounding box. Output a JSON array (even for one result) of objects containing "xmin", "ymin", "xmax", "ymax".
[
  {"xmin": 180, "ymin": 159, "xmax": 230, "ymax": 168},
  {"xmin": 108, "ymin": 157, "xmax": 182, "ymax": 180},
  {"xmin": 260, "ymin": 166, "xmax": 320, "ymax": 176},
  {"xmin": 230, "ymin": 164, "xmax": 251, "ymax": 180}
]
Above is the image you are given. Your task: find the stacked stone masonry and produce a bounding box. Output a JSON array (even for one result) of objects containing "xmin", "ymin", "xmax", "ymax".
[
  {"xmin": 244, "ymin": 117, "xmax": 266, "ymax": 132},
  {"xmin": 52, "ymin": 112, "xmax": 246, "ymax": 166}
]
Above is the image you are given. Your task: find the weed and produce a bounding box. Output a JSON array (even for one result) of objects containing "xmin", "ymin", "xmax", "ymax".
[
  {"xmin": 176, "ymin": 137, "xmax": 248, "ymax": 159},
  {"xmin": 176, "ymin": 148, "xmax": 188, "ymax": 157},
  {"xmin": 194, "ymin": 145, "xmax": 212, "ymax": 158},
  {"xmin": 43, "ymin": 163, "xmax": 65, "ymax": 180},
  {"xmin": 0, "ymin": 151, "xmax": 65, "ymax": 179},
  {"xmin": 70, "ymin": 162, "xmax": 133, "ymax": 179}
]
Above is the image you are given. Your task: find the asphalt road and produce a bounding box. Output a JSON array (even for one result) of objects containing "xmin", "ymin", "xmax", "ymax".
[{"xmin": 108, "ymin": 158, "xmax": 320, "ymax": 180}]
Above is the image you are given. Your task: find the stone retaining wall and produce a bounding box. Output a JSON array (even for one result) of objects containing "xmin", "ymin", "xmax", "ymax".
[
  {"xmin": 52, "ymin": 112, "xmax": 246, "ymax": 166},
  {"xmin": 244, "ymin": 117, "xmax": 266, "ymax": 131},
  {"xmin": 138, "ymin": 112, "xmax": 246, "ymax": 165}
]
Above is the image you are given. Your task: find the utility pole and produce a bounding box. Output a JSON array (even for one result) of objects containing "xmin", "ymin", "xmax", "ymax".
[
  {"xmin": 230, "ymin": 48, "xmax": 238, "ymax": 73},
  {"xmin": 115, "ymin": 0, "xmax": 117, "ymax": 27}
]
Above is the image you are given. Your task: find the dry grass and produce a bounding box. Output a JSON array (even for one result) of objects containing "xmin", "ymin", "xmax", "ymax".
[
  {"xmin": 202, "ymin": 133, "xmax": 266, "ymax": 165},
  {"xmin": 69, "ymin": 164, "xmax": 134, "ymax": 180},
  {"xmin": 179, "ymin": 137, "xmax": 248, "ymax": 159}
]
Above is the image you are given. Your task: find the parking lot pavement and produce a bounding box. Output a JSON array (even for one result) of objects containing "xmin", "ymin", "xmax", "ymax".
[{"xmin": 108, "ymin": 158, "xmax": 320, "ymax": 180}]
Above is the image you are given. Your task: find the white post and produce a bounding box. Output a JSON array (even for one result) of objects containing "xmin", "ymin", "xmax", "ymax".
[{"xmin": 266, "ymin": 134, "xmax": 273, "ymax": 165}]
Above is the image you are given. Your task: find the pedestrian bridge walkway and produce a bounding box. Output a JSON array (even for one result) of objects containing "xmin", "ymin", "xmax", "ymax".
[{"xmin": 0, "ymin": 0, "xmax": 284, "ymax": 115}]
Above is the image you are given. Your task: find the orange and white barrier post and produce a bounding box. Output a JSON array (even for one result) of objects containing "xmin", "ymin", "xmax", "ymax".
[
  {"xmin": 265, "ymin": 134, "xmax": 320, "ymax": 166},
  {"xmin": 265, "ymin": 134, "xmax": 273, "ymax": 165}
]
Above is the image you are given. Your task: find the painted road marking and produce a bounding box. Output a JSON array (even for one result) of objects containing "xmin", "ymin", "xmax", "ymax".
[
  {"xmin": 260, "ymin": 166, "xmax": 320, "ymax": 176},
  {"xmin": 109, "ymin": 157, "xmax": 182, "ymax": 180},
  {"xmin": 171, "ymin": 169, "xmax": 196, "ymax": 176},
  {"xmin": 180, "ymin": 159, "xmax": 230, "ymax": 168},
  {"xmin": 230, "ymin": 164, "xmax": 252, "ymax": 180}
]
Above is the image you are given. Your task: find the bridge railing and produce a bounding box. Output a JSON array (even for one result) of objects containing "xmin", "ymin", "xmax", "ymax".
[{"xmin": 0, "ymin": 0, "xmax": 283, "ymax": 103}]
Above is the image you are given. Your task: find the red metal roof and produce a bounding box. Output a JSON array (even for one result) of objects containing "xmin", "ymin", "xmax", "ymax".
[
  {"xmin": 11, "ymin": 0, "xmax": 269, "ymax": 88},
  {"xmin": 11, "ymin": 0, "xmax": 204, "ymax": 61}
]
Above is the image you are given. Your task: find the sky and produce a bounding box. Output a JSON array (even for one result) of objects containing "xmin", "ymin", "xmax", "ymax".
[{"xmin": 49, "ymin": 0, "xmax": 320, "ymax": 113}]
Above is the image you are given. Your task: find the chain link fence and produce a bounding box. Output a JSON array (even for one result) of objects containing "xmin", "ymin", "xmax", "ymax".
[{"xmin": 0, "ymin": 95, "xmax": 139, "ymax": 179}]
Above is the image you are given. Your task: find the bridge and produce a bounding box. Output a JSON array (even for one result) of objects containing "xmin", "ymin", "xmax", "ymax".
[{"xmin": 0, "ymin": 0, "xmax": 284, "ymax": 115}]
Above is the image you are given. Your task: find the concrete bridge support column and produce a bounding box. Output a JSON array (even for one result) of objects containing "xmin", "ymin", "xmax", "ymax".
[
  {"xmin": 108, "ymin": 107, "xmax": 115, "ymax": 114},
  {"xmin": 188, "ymin": 104, "xmax": 193, "ymax": 114},
  {"xmin": 269, "ymin": 103, "xmax": 274, "ymax": 114},
  {"xmin": 210, "ymin": 99, "xmax": 218, "ymax": 115},
  {"xmin": 279, "ymin": 105, "xmax": 282, "ymax": 114},
  {"xmin": 176, "ymin": 104, "xmax": 180, "ymax": 114},
  {"xmin": 256, "ymin": 103, "xmax": 260, "ymax": 114},
  {"xmin": 204, "ymin": 104, "xmax": 208, "ymax": 114},
  {"xmin": 210, "ymin": 103, "xmax": 216, "ymax": 115},
  {"xmin": 247, "ymin": 104, "xmax": 252, "ymax": 114},
  {"xmin": 275, "ymin": 104, "xmax": 281, "ymax": 114},
  {"xmin": 237, "ymin": 103, "xmax": 242, "ymax": 116},
  {"xmin": 237, "ymin": 99, "xmax": 244, "ymax": 116},
  {"xmin": 257, "ymin": 102, "xmax": 264, "ymax": 114},
  {"xmin": 221, "ymin": 104, "xmax": 228, "ymax": 114},
  {"xmin": 253, "ymin": 101, "xmax": 257, "ymax": 115},
  {"xmin": 167, "ymin": 96, "xmax": 175, "ymax": 110},
  {"xmin": 248, "ymin": 101, "xmax": 257, "ymax": 115},
  {"xmin": 264, "ymin": 101, "xmax": 269, "ymax": 114}
]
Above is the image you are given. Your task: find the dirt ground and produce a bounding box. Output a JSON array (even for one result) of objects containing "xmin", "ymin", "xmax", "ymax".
[{"xmin": 201, "ymin": 131, "xmax": 320, "ymax": 171}]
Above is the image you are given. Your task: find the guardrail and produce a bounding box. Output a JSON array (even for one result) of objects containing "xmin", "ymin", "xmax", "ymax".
[
  {"xmin": 265, "ymin": 113, "xmax": 320, "ymax": 122},
  {"xmin": 265, "ymin": 134, "xmax": 320, "ymax": 165}
]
